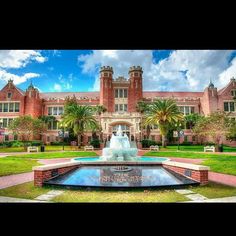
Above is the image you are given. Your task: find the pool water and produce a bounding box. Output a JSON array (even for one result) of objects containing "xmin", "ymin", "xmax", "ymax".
[
  {"xmin": 73, "ymin": 156, "xmax": 168, "ymax": 162},
  {"xmin": 45, "ymin": 165, "xmax": 198, "ymax": 188}
]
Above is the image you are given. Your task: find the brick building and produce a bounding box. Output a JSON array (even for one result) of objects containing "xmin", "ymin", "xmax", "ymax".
[{"xmin": 0, "ymin": 66, "xmax": 236, "ymax": 145}]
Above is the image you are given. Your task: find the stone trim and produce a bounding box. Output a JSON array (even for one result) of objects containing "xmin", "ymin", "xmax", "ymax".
[{"xmin": 163, "ymin": 161, "xmax": 210, "ymax": 171}]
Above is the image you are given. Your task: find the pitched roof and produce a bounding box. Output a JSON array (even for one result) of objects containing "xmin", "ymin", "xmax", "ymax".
[
  {"xmin": 143, "ymin": 91, "xmax": 203, "ymax": 98},
  {"xmin": 40, "ymin": 92, "xmax": 100, "ymax": 100}
]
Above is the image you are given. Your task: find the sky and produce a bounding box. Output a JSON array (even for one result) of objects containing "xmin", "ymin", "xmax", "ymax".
[{"xmin": 0, "ymin": 50, "xmax": 236, "ymax": 93}]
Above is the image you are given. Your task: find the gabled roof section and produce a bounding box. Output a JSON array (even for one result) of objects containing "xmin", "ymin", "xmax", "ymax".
[
  {"xmin": 40, "ymin": 92, "xmax": 100, "ymax": 100},
  {"xmin": 143, "ymin": 91, "xmax": 203, "ymax": 98},
  {"xmin": 218, "ymin": 78, "xmax": 236, "ymax": 95},
  {"xmin": 0, "ymin": 79, "xmax": 25, "ymax": 96}
]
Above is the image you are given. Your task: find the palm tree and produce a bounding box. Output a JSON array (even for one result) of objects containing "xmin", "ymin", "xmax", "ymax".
[
  {"xmin": 136, "ymin": 101, "xmax": 151, "ymax": 140},
  {"xmin": 61, "ymin": 104, "xmax": 99, "ymax": 148},
  {"xmin": 38, "ymin": 115, "xmax": 56, "ymax": 142},
  {"xmin": 144, "ymin": 99, "xmax": 183, "ymax": 147},
  {"xmin": 93, "ymin": 105, "xmax": 107, "ymax": 142}
]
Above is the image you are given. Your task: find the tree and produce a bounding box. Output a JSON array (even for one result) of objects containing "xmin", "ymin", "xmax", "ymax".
[
  {"xmin": 8, "ymin": 115, "xmax": 47, "ymax": 150},
  {"xmin": 136, "ymin": 101, "xmax": 151, "ymax": 140},
  {"xmin": 184, "ymin": 113, "xmax": 202, "ymax": 130},
  {"xmin": 193, "ymin": 111, "xmax": 231, "ymax": 151},
  {"xmin": 93, "ymin": 105, "xmax": 107, "ymax": 142},
  {"xmin": 144, "ymin": 99, "xmax": 184, "ymax": 147},
  {"xmin": 61, "ymin": 104, "xmax": 99, "ymax": 148}
]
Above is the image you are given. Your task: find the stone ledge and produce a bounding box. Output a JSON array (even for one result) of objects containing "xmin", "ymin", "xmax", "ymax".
[
  {"xmin": 163, "ymin": 161, "xmax": 210, "ymax": 171},
  {"xmin": 33, "ymin": 161, "xmax": 79, "ymax": 171}
]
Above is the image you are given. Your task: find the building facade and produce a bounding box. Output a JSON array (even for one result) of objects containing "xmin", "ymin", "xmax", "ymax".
[{"xmin": 1, "ymin": 66, "xmax": 236, "ymax": 145}]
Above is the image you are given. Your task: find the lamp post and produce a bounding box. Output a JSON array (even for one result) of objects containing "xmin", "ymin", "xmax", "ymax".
[
  {"xmin": 60, "ymin": 123, "xmax": 67, "ymax": 151},
  {"xmin": 175, "ymin": 123, "xmax": 182, "ymax": 151}
]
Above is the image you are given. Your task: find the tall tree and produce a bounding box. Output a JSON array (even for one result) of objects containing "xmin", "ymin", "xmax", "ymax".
[
  {"xmin": 8, "ymin": 115, "xmax": 47, "ymax": 150},
  {"xmin": 61, "ymin": 104, "xmax": 98, "ymax": 148},
  {"xmin": 136, "ymin": 101, "xmax": 151, "ymax": 140},
  {"xmin": 193, "ymin": 111, "xmax": 231, "ymax": 151},
  {"xmin": 93, "ymin": 105, "xmax": 107, "ymax": 142},
  {"xmin": 144, "ymin": 99, "xmax": 183, "ymax": 147},
  {"xmin": 184, "ymin": 113, "xmax": 202, "ymax": 130}
]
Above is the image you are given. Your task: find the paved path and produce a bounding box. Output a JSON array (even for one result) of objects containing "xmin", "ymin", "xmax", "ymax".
[
  {"xmin": 37, "ymin": 158, "xmax": 72, "ymax": 165},
  {"xmin": 209, "ymin": 171, "xmax": 236, "ymax": 187},
  {"xmin": 0, "ymin": 196, "xmax": 42, "ymax": 202},
  {"xmin": 168, "ymin": 157, "xmax": 203, "ymax": 164},
  {"xmin": 0, "ymin": 172, "xmax": 34, "ymax": 189},
  {"xmin": 35, "ymin": 190, "xmax": 64, "ymax": 201}
]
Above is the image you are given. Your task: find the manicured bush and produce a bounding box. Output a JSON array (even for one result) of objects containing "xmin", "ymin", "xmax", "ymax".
[
  {"xmin": 204, "ymin": 142, "xmax": 215, "ymax": 146},
  {"xmin": 50, "ymin": 141, "xmax": 68, "ymax": 146},
  {"xmin": 90, "ymin": 139, "xmax": 100, "ymax": 148},
  {"xmin": 141, "ymin": 139, "xmax": 160, "ymax": 148},
  {"xmin": 181, "ymin": 142, "xmax": 193, "ymax": 146}
]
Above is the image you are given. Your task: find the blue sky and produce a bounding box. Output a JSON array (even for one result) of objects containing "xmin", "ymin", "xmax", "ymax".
[{"xmin": 0, "ymin": 50, "xmax": 236, "ymax": 92}]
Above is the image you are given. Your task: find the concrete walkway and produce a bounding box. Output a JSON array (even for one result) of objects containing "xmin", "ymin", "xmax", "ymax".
[
  {"xmin": 0, "ymin": 172, "xmax": 34, "ymax": 189},
  {"xmin": 0, "ymin": 196, "xmax": 41, "ymax": 202}
]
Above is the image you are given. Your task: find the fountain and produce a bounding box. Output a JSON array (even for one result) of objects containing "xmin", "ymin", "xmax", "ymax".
[{"xmin": 101, "ymin": 125, "xmax": 138, "ymax": 161}]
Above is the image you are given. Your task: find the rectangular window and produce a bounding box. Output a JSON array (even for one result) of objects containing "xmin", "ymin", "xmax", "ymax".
[
  {"xmin": 58, "ymin": 107, "xmax": 63, "ymax": 115},
  {"xmin": 53, "ymin": 121, "xmax": 58, "ymax": 130},
  {"xmin": 3, "ymin": 118, "xmax": 8, "ymax": 128},
  {"xmin": 224, "ymin": 102, "xmax": 229, "ymax": 111},
  {"xmin": 179, "ymin": 106, "xmax": 184, "ymax": 114},
  {"xmin": 8, "ymin": 118, "xmax": 13, "ymax": 126},
  {"xmin": 230, "ymin": 102, "xmax": 235, "ymax": 112},
  {"xmin": 15, "ymin": 103, "xmax": 20, "ymax": 112},
  {"xmin": 191, "ymin": 107, "xmax": 195, "ymax": 113},
  {"xmin": 124, "ymin": 104, "xmax": 127, "ymax": 111},
  {"xmin": 231, "ymin": 91, "xmax": 234, "ymax": 96},
  {"xmin": 0, "ymin": 103, "xmax": 2, "ymax": 112},
  {"xmin": 9, "ymin": 103, "xmax": 14, "ymax": 112},
  {"xmin": 115, "ymin": 89, "xmax": 119, "ymax": 98},
  {"xmin": 4, "ymin": 135, "xmax": 9, "ymax": 141},
  {"xmin": 119, "ymin": 89, "xmax": 123, "ymax": 98},
  {"xmin": 119, "ymin": 104, "xmax": 123, "ymax": 111},
  {"xmin": 3, "ymin": 103, "xmax": 8, "ymax": 112},
  {"xmin": 48, "ymin": 107, "xmax": 52, "ymax": 115},
  {"xmin": 185, "ymin": 106, "xmax": 190, "ymax": 115},
  {"xmin": 53, "ymin": 107, "xmax": 58, "ymax": 115},
  {"xmin": 115, "ymin": 104, "xmax": 118, "ymax": 112},
  {"xmin": 7, "ymin": 93, "xmax": 12, "ymax": 99},
  {"xmin": 124, "ymin": 89, "xmax": 128, "ymax": 98}
]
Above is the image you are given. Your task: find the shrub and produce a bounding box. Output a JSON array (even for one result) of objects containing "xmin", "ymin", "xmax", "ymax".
[
  {"xmin": 204, "ymin": 142, "xmax": 215, "ymax": 146},
  {"xmin": 90, "ymin": 139, "xmax": 100, "ymax": 148},
  {"xmin": 141, "ymin": 139, "xmax": 159, "ymax": 148},
  {"xmin": 50, "ymin": 141, "xmax": 67, "ymax": 146},
  {"xmin": 11, "ymin": 141, "xmax": 24, "ymax": 147},
  {"xmin": 181, "ymin": 142, "xmax": 193, "ymax": 146}
]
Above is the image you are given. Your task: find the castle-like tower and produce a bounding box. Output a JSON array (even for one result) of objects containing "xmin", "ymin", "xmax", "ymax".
[
  {"xmin": 99, "ymin": 66, "xmax": 114, "ymax": 112},
  {"xmin": 128, "ymin": 66, "xmax": 143, "ymax": 112}
]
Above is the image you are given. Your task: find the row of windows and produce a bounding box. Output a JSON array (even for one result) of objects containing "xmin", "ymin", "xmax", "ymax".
[
  {"xmin": 0, "ymin": 118, "xmax": 14, "ymax": 128},
  {"xmin": 231, "ymin": 90, "xmax": 236, "ymax": 97},
  {"xmin": 115, "ymin": 89, "xmax": 128, "ymax": 98},
  {"xmin": 48, "ymin": 120, "xmax": 59, "ymax": 130},
  {"xmin": 48, "ymin": 107, "xmax": 64, "ymax": 116},
  {"xmin": 0, "ymin": 103, "xmax": 20, "ymax": 112},
  {"xmin": 178, "ymin": 106, "xmax": 195, "ymax": 115},
  {"xmin": 115, "ymin": 104, "xmax": 128, "ymax": 112}
]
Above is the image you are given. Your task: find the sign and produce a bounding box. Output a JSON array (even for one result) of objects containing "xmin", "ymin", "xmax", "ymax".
[
  {"xmin": 58, "ymin": 130, "xmax": 63, "ymax": 137},
  {"xmin": 173, "ymin": 131, "xmax": 178, "ymax": 138},
  {"xmin": 64, "ymin": 131, "xmax": 69, "ymax": 138},
  {"xmin": 179, "ymin": 130, "xmax": 184, "ymax": 137}
]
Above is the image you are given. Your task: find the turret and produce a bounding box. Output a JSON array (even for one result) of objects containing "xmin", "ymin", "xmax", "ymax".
[
  {"xmin": 128, "ymin": 66, "xmax": 143, "ymax": 112},
  {"xmin": 99, "ymin": 66, "xmax": 114, "ymax": 112},
  {"xmin": 24, "ymin": 81, "xmax": 42, "ymax": 117}
]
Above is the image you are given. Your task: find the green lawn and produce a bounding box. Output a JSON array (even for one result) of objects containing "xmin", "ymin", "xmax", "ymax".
[
  {"xmin": 0, "ymin": 182, "xmax": 50, "ymax": 199},
  {"xmin": 144, "ymin": 151, "xmax": 236, "ymax": 176},
  {"xmin": 189, "ymin": 182, "xmax": 236, "ymax": 198},
  {"xmin": 0, "ymin": 181, "xmax": 235, "ymax": 202},
  {"xmin": 6, "ymin": 151, "xmax": 98, "ymax": 159},
  {"xmin": 0, "ymin": 145, "xmax": 81, "ymax": 153},
  {"xmin": 0, "ymin": 158, "xmax": 40, "ymax": 176}
]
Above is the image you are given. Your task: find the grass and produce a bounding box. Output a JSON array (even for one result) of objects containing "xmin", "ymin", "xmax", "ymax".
[
  {"xmin": 144, "ymin": 151, "xmax": 236, "ymax": 176},
  {"xmin": 0, "ymin": 158, "xmax": 40, "ymax": 176},
  {"xmin": 189, "ymin": 182, "xmax": 236, "ymax": 198},
  {"xmin": 6, "ymin": 151, "xmax": 98, "ymax": 159},
  {"xmin": 0, "ymin": 145, "xmax": 82, "ymax": 153},
  {"xmin": 0, "ymin": 182, "xmax": 50, "ymax": 199}
]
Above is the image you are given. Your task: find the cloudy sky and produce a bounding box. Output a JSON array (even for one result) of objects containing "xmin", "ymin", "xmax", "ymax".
[{"xmin": 0, "ymin": 50, "xmax": 236, "ymax": 93}]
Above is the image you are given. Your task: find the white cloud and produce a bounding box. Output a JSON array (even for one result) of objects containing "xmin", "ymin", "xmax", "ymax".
[
  {"xmin": 53, "ymin": 83, "xmax": 62, "ymax": 92},
  {"xmin": 0, "ymin": 69, "xmax": 40, "ymax": 85},
  {"xmin": 78, "ymin": 50, "xmax": 236, "ymax": 92},
  {"xmin": 0, "ymin": 50, "xmax": 47, "ymax": 69}
]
